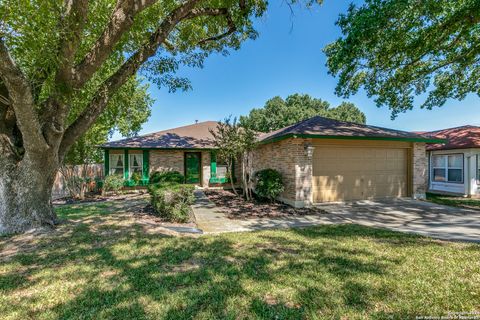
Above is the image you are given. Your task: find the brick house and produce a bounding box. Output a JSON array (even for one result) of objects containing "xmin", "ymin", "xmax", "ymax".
[
  {"xmin": 422, "ymin": 126, "xmax": 480, "ymax": 197},
  {"xmin": 101, "ymin": 116, "xmax": 443, "ymax": 207}
]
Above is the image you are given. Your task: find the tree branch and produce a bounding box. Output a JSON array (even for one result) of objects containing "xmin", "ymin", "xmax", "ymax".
[
  {"xmin": 56, "ymin": 0, "xmax": 89, "ymax": 87},
  {"xmin": 71, "ymin": 0, "xmax": 158, "ymax": 89},
  {"xmin": 38, "ymin": 0, "xmax": 90, "ymax": 149},
  {"xmin": 59, "ymin": 0, "xmax": 203, "ymax": 157},
  {"xmin": 198, "ymin": 16, "xmax": 235, "ymax": 45},
  {"xmin": 183, "ymin": 6, "xmax": 237, "ymax": 45},
  {"xmin": 0, "ymin": 38, "xmax": 48, "ymax": 153}
]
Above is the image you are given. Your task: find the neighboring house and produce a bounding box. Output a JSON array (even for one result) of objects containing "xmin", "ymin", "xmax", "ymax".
[
  {"xmin": 423, "ymin": 126, "xmax": 480, "ymax": 197},
  {"xmin": 101, "ymin": 116, "xmax": 443, "ymax": 207}
]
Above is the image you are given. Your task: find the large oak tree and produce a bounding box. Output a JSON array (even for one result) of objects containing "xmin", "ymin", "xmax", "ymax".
[
  {"xmin": 325, "ymin": 0, "xmax": 480, "ymax": 117},
  {"xmin": 0, "ymin": 0, "xmax": 320, "ymax": 235}
]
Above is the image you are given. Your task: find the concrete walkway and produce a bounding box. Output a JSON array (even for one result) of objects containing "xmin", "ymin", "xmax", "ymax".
[
  {"xmin": 192, "ymin": 190, "xmax": 480, "ymax": 242},
  {"xmin": 192, "ymin": 191, "xmax": 251, "ymax": 233}
]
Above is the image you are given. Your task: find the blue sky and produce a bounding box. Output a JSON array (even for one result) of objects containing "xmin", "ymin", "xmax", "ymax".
[{"xmin": 114, "ymin": 0, "xmax": 479, "ymax": 140}]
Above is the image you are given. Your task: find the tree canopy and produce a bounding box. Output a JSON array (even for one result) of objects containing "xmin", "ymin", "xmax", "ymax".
[
  {"xmin": 324, "ymin": 0, "xmax": 480, "ymax": 117},
  {"xmin": 240, "ymin": 94, "xmax": 366, "ymax": 133}
]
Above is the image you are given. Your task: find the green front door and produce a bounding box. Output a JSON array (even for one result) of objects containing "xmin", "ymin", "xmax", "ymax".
[{"xmin": 185, "ymin": 152, "xmax": 201, "ymax": 184}]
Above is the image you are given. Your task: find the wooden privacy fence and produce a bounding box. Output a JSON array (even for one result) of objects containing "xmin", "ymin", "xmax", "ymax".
[{"xmin": 52, "ymin": 164, "xmax": 104, "ymax": 200}]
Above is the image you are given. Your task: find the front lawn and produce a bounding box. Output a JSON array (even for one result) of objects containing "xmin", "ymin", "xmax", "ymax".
[
  {"xmin": 427, "ymin": 192, "xmax": 480, "ymax": 209},
  {"xmin": 1, "ymin": 201, "xmax": 479, "ymax": 319}
]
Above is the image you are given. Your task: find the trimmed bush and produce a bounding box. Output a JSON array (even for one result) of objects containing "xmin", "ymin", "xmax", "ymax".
[
  {"xmin": 148, "ymin": 183, "xmax": 194, "ymax": 223},
  {"xmin": 254, "ymin": 169, "xmax": 284, "ymax": 202},
  {"xmin": 103, "ymin": 175, "xmax": 124, "ymax": 193},
  {"xmin": 149, "ymin": 171, "xmax": 184, "ymax": 184}
]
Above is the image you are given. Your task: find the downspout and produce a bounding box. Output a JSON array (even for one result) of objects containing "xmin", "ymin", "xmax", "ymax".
[{"xmin": 467, "ymin": 156, "xmax": 472, "ymax": 197}]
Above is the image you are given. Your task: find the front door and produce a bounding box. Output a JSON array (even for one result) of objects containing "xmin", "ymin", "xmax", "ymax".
[{"xmin": 185, "ymin": 152, "xmax": 201, "ymax": 184}]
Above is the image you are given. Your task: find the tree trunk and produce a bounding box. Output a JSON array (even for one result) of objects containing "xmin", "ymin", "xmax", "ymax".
[
  {"xmin": 241, "ymin": 152, "xmax": 249, "ymax": 201},
  {"xmin": 228, "ymin": 160, "xmax": 238, "ymax": 196},
  {"xmin": 0, "ymin": 156, "xmax": 58, "ymax": 235}
]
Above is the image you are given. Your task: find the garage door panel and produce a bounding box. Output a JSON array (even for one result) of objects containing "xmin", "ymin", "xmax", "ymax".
[{"xmin": 313, "ymin": 146, "xmax": 408, "ymax": 202}]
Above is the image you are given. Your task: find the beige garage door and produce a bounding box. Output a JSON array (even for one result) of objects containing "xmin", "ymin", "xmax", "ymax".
[{"xmin": 312, "ymin": 146, "xmax": 408, "ymax": 202}]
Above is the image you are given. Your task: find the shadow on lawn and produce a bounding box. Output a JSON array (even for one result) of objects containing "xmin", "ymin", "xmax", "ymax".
[{"xmin": 1, "ymin": 218, "xmax": 464, "ymax": 319}]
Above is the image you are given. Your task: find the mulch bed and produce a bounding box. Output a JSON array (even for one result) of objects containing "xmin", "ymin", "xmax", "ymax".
[
  {"xmin": 204, "ymin": 189, "xmax": 327, "ymax": 219},
  {"xmin": 52, "ymin": 191, "xmax": 148, "ymax": 205}
]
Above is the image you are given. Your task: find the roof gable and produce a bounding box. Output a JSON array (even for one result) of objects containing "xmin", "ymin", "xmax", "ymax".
[
  {"xmin": 102, "ymin": 121, "xmax": 219, "ymax": 149},
  {"xmin": 259, "ymin": 116, "xmax": 443, "ymax": 143}
]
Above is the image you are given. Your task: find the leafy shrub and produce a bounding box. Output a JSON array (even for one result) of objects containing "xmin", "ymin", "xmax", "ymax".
[
  {"xmin": 254, "ymin": 169, "xmax": 284, "ymax": 202},
  {"xmin": 94, "ymin": 176, "xmax": 104, "ymax": 192},
  {"xmin": 131, "ymin": 172, "xmax": 142, "ymax": 185},
  {"xmin": 149, "ymin": 171, "xmax": 184, "ymax": 184},
  {"xmin": 148, "ymin": 183, "xmax": 194, "ymax": 222},
  {"xmin": 103, "ymin": 175, "xmax": 124, "ymax": 193}
]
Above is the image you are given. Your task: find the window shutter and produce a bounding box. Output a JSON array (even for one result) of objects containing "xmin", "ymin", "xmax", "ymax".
[
  {"xmin": 104, "ymin": 149, "xmax": 109, "ymax": 177},
  {"xmin": 143, "ymin": 150, "xmax": 149, "ymax": 181},
  {"xmin": 124, "ymin": 150, "xmax": 129, "ymax": 180}
]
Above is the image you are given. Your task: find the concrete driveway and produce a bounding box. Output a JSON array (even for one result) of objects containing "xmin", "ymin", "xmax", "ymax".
[
  {"xmin": 235, "ymin": 199, "xmax": 480, "ymax": 242},
  {"xmin": 193, "ymin": 191, "xmax": 480, "ymax": 242},
  {"xmin": 312, "ymin": 199, "xmax": 480, "ymax": 242}
]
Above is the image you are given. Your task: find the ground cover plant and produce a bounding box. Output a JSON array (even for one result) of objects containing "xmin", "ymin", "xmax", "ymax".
[{"xmin": 426, "ymin": 193, "xmax": 480, "ymax": 210}]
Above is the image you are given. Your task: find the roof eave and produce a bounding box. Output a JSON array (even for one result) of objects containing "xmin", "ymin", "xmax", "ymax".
[
  {"xmin": 259, "ymin": 133, "xmax": 447, "ymax": 145},
  {"xmin": 99, "ymin": 146, "xmax": 217, "ymax": 150}
]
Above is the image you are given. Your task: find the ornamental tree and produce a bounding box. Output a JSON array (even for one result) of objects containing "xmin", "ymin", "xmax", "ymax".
[
  {"xmin": 324, "ymin": 0, "xmax": 480, "ymax": 117},
  {"xmin": 0, "ymin": 0, "xmax": 321, "ymax": 234},
  {"xmin": 209, "ymin": 117, "xmax": 257, "ymax": 200}
]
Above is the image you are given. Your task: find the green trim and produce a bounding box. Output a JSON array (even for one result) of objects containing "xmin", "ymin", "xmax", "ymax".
[
  {"xmin": 104, "ymin": 149, "xmax": 109, "ymax": 177},
  {"xmin": 124, "ymin": 150, "xmax": 129, "ymax": 180},
  {"xmin": 184, "ymin": 152, "xmax": 201, "ymax": 184},
  {"xmin": 142, "ymin": 150, "xmax": 149, "ymax": 181},
  {"xmin": 208, "ymin": 151, "xmax": 235, "ymax": 184},
  {"xmin": 209, "ymin": 177, "xmax": 230, "ymax": 184},
  {"xmin": 210, "ymin": 151, "xmax": 217, "ymax": 179},
  {"xmin": 260, "ymin": 133, "xmax": 447, "ymax": 145}
]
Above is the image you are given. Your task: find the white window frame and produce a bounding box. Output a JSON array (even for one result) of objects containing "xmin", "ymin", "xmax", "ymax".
[
  {"xmin": 129, "ymin": 153, "xmax": 143, "ymax": 179},
  {"xmin": 431, "ymin": 154, "xmax": 464, "ymax": 184},
  {"xmin": 109, "ymin": 153, "xmax": 125, "ymax": 176}
]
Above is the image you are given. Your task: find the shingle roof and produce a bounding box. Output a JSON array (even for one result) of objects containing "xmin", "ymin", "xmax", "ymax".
[
  {"xmin": 422, "ymin": 125, "xmax": 480, "ymax": 151},
  {"xmin": 102, "ymin": 116, "xmax": 445, "ymax": 149},
  {"xmin": 258, "ymin": 116, "xmax": 443, "ymax": 143},
  {"xmin": 101, "ymin": 121, "xmax": 219, "ymax": 149}
]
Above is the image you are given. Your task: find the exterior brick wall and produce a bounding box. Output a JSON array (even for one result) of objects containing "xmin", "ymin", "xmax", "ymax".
[
  {"xmin": 150, "ymin": 150, "xmax": 211, "ymax": 187},
  {"xmin": 252, "ymin": 138, "xmax": 312, "ymax": 207},
  {"xmin": 294, "ymin": 138, "xmax": 313, "ymax": 205},
  {"xmin": 149, "ymin": 150, "xmax": 184, "ymax": 174},
  {"xmin": 201, "ymin": 151, "xmax": 211, "ymax": 187},
  {"xmin": 412, "ymin": 142, "xmax": 427, "ymax": 199}
]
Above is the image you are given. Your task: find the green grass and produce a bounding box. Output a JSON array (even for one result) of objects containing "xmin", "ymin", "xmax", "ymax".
[
  {"xmin": 1, "ymin": 201, "xmax": 479, "ymax": 319},
  {"xmin": 427, "ymin": 192, "xmax": 480, "ymax": 209}
]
